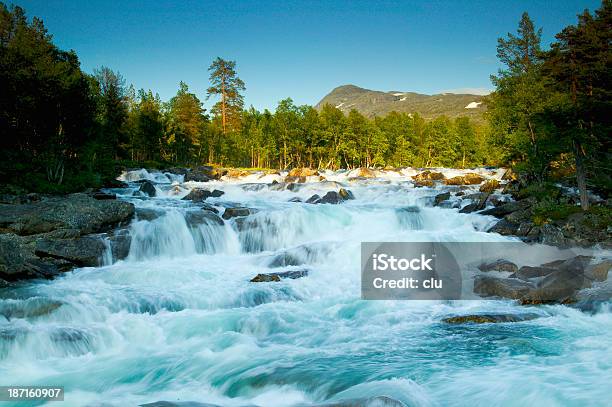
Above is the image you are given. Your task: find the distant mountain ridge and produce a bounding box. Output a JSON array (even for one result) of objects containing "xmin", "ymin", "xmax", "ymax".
[{"xmin": 316, "ymin": 84, "xmax": 487, "ymax": 121}]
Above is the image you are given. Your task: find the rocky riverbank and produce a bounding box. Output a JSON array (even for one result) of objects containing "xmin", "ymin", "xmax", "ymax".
[{"xmin": 0, "ymin": 192, "xmax": 134, "ymax": 283}]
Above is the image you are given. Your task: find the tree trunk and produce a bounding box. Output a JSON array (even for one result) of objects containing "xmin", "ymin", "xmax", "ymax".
[{"xmin": 574, "ymin": 139, "xmax": 589, "ymax": 211}]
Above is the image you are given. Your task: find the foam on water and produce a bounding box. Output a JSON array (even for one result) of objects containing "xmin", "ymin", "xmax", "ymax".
[{"xmin": 0, "ymin": 167, "xmax": 609, "ymax": 407}]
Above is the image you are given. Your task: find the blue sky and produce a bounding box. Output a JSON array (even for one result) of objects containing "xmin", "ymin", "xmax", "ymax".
[{"xmin": 14, "ymin": 0, "xmax": 601, "ymax": 111}]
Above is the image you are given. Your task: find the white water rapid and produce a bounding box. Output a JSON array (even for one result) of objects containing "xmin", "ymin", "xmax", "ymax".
[{"xmin": 0, "ymin": 168, "xmax": 610, "ymax": 407}]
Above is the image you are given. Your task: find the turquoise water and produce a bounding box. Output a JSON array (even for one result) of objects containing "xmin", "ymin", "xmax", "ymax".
[{"xmin": 0, "ymin": 169, "xmax": 610, "ymax": 407}]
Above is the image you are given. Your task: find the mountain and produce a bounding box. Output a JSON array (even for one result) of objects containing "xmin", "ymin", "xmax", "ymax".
[{"xmin": 315, "ymin": 84, "xmax": 487, "ymax": 121}]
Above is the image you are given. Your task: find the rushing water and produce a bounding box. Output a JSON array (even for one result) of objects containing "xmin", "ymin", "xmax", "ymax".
[{"xmin": 1, "ymin": 168, "xmax": 611, "ymax": 407}]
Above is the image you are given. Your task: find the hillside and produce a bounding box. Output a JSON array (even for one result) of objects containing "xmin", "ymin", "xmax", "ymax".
[{"xmin": 316, "ymin": 84, "xmax": 487, "ymax": 121}]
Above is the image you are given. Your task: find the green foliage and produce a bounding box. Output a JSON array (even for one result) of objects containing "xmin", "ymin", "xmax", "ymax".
[
  {"xmin": 489, "ymin": 5, "xmax": 611, "ymax": 207},
  {"xmin": 516, "ymin": 182, "xmax": 561, "ymax": 201}
]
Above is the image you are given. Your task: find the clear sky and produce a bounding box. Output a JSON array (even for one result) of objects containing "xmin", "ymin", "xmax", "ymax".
[{"xmin": 13, "ymin": 0, "xmax": 601, "ymax": 111}]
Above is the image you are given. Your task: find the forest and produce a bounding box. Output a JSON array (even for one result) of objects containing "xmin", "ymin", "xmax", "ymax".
[{"xmin": 0, "ymin": 1, "xmax": 610, "ymax": 208}]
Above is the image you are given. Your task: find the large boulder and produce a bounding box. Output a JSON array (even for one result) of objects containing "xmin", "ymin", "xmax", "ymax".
[
  {"xmin": 478, "ymin": 259, "xmax": 518, "ymax": 273},
  {"xmin": 459, "ymin": 192, "xmax": 489, "ymax": 213},
  {"xmin": 139, "ymin": 181, "xmax": 157, "ymax": 197},
  {"xmin": 356, "ymin": 167, "xmax": 377, "ymax": 178},
  {"xmin": 413, "ymin": 170, "xmax": 445, "ymax": 182},
  {"xmin": 184, "ymin": 210, "xmax": 224, "ymax": 226},
  {"xmin": 0, "ymin": 194, "xmax": 134, "ymax": 236},
  {"xmin": 182, "ymin": 189, "xmax": 224, "ymax": 202},
  {"xmin": 306, "ymin": 189, "xmax": 355, "ymax": 204},
  {"xmin": 480, "ymin": 197, "xmax": 536, "ymax": 218},
  {"xmin": 288, "ymin": 167, "xmax": 318, "ymax": 177},
  {"xmin": 222, "ymin": 207, "xmax": 254, "ymax": 220},
  {"xmin": 445, "ymin": 173, "xmax": 484, "ymax": 185},
  {"xmin": 473, "ymin": 275, "xmax": 535, "ymax": 299},
  {"xmin": 35, "ymin": 236, "xmax": 108, "ymax": 267},
  {"xmin": 183, "ymin": 166, "xmax": 225, "ymax": 182}
]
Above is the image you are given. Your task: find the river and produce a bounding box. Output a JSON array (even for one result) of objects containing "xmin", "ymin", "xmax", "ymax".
[{"xmin": 0, "ymin": 168, "xmax": 610, "ymax": 407}]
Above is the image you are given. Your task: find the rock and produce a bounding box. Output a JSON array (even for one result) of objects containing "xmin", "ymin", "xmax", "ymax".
[
  {"xmin": 356, "ymin": 167, "xmax": 377, "ymax": 178},
  {"xmin": 288, "ymin": 197, "xmax": 302, "ymax": 203},
  {"xmin": 459, "ymin": 193, "xmax": 489, "ymax": 213},
  {"xmin": 480, "ymin": 197, "xmax": 536, "ymax": 218},
  {"xmin": 319, "ymin": 191, "xmax": 342, "ymax": 204},
  {"xmin": 306, "ymin": 194, "xmax": 321, "ymax": 204},
  {"xmin": 434, "ymin": 192, "xmax": 451, "ymax": 206},
  {"xmin": 455, "ymin": 191, "xmax": 465, "ymax": 197},
  {"xmin": 585, "ymin": 259, "xmax": 612, "ymax": 282},
  {"xmin": 445, "ymin": 173, "xmax": 484, "ymax": 185},
  {"xmin": 225, "ymin": 169, "xmax": 251, "ymax": 178},
  {"xmin": 512, "ymin": 266, "xmax": 556, "ymax": 280},
  {"xmin": 35, "ymin": 237, "xmax": 108, "ymax": 267},
  {"xmin": 139, "ymin": 181, "xmax": 156, "ymax": 197},
  {"xmin": 442, "ymin": 313, "xmax": 539, "ymax": 324},
  {"xmin": 222, "ymin": 207, "xmax": 253, "ymax": 220},
  {"xmin": 539, "ymin": 224, "xmax": 567, "ymax": 246},
  {"xmin": 463, "ymin": 173, "xmax": 485, "ymax": 185},
  {"xmin": 184, "ymin": 172, "xmax": 210, "ymax": 182},
  {"xmin": 250, "ymin": 273, "xmax": 280, "ymax": 282},
  {"xmin": 182, "ymin": 189, "xmax": 224, "ymax": 201},
  {"xmin": 286, "ymin": 183, "xmax": 302, "ymax": 192},
  {"xmin": 91, "ymin": 191, "xmax": 116, "ymax": 200},
  {"xmin": 338, "ymin": 188, "xmax": 355, "ymax": 200},
  {"xmin": 488, "ymin": 219, "xmax": 520, "ymax": 235},
  {"xmin": 478, "ymin": 259, "xmax": 518, "ymax": 273},
  {"xmin": 414, "ymin": 179, "xmax": 434, "ymax": 187},
  {"xmin": 183, "ymin": 166, "xmax": 224, "ymax": 182},
  {"xmin": 199, "ymin": 203, "xmax": 220, "ymax": 214},
  {"xmin": 306, "ymin": 190, "xmax": 353, "ymax": 204},
  {"xmin": 520, "ymin": 256, "xmax": 593, "ymax": 302},
  {"xmin": 185, "ymin": 211, "xmax": 225, "ymax": 226},
  {"xmin": 250, "ymin": 269, "xmax": 309, "ymax": 282},
  {"xmin": 288, "ymin": 167, "xmax": 318, "ymax": 177},
  {"xmin": 473, "ymin": 276, "xmax": 535, "ymax": 299},
  {"xmin": 413, "ymin": 170, "xmax": 445, "ymax": 182},
  {"xmin": 0, "ymin": 194, "xmax": 134, "ymax": 236},
  {"xmin": 479, "ymin": 179, "xmax": 500, "ymax": 193}
]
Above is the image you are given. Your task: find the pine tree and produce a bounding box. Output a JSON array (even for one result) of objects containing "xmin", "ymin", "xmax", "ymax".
[{"xmin": 206, "ymin": 57, "xmax": 245, "ymax": 135}]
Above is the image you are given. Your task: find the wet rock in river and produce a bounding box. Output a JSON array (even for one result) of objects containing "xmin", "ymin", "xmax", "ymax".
[
  {"xmin": 473, "ymin": 275, "xmax": 535, "ymax": 299},
  {"xmin": 478, "ymin": 259, "xmax": 518, "ymax": 273},
  {"xmin": 222, "ymin": 207, "xmax": 255, "ymax": 220},
  {"xmin": 433, "ymin": 192, "xmax": 450, "ymax": 206},
  {"xmin": 184, "ymin": 211, "xmax": 224, "ymax": 226},
  {"xmin": 0, "ymin": 193, "xmax": 134, "ymax": 236},
  {"xmin": 413, "ymin": 170, "xmax": 445, "ymax": 182},
  {"xmin": 442, "ymin": 313, "xmax": 539, "ymax": 324},
  {"xmin": 288, "ymin": 167, "xmax": 319, "ymax": 177},
  {"xmin": 139, "ymin": 181, "xmax": 157, "ymax": 197},
  {"xmin": 182, "ymin": 188, "xmax": 224, "ymax": 201},
  {"xmin": 250, "ymin": 269, "xmax": 309, "ymax": 282},
  {"xmin": 585, "ymin": 259, "xmax": 612, "ymax": 282},
  {"xmin": 35, "ymin": 236, "xmax": 108, "ymax": 267},
  {"xmin": 511, "ymin": 266, "xmax": 556, "ymax": 280}
]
